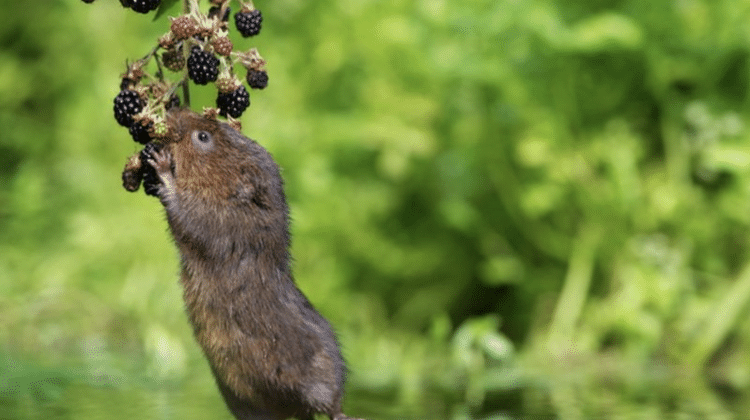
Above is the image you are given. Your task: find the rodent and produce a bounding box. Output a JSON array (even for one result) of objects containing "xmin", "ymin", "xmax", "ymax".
[{"xmin": 140, "ymin": 108, "xmax": 363, "ymax": 420}]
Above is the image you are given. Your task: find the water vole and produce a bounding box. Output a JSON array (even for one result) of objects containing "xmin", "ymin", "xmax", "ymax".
[{"xmin": 137, "ymin": 108, "xmax": 361, "ymax": 420}]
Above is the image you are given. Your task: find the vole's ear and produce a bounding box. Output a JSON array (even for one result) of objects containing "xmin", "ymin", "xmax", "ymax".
[
  {"xmin": 190, "ymin": 129, "xmax": 215, "ymax": 153},
  {"xmin": 221, "ymin": 123, "xmax": 254, "ymax": 148}
]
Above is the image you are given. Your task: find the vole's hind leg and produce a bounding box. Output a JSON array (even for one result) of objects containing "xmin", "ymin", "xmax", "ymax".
[{"xmin": 213, "ymin": 380, "xmax": 278, "ymax": 420}]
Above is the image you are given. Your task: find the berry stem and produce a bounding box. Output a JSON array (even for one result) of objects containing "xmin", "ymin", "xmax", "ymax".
[
  {"xmin": 187, "ymin": 0, "xmax": 200, "ymax": 14},
  {"xmin": 138, "ymin": 45, "xmax": 161, "ymax": 67},
  {"xmin": 154, "ymin": 53, "xmax": 165, "ymax": 80},
  {"xmin": 177, "ymin": 0, "xmax": 191, "ymax": 107},
  {"xmin": 182, "ymin": 78, "xmax": 191, "ymax": 107},
  {"xmin": 164, "ymin": 74, "xmax": 188, "ymax": 100},
  {"xmin": 216, "ymin": 0, "xmax": 230, "ymax": 22},
  {"xmin": 239, "ymin": 0, "xmax": 256, "ymax": 11}
]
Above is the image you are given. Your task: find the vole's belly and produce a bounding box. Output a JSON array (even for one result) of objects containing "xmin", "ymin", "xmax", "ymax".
[
  {"xmin": 185, "ymin": 292, "xmax": 305, "ymax": 389},
  {"xmin": 179, "ymin": 271, "xmax": 341, "ymax": 413},
  {"xmin": 188, "ymin": 302, "xmax": 274, "ymax": 401}
]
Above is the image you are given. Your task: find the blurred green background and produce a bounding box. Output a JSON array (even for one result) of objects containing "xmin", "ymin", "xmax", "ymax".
[{"xmin": 4, "ymin": 0, "xmax": 750, "ymax": 418}]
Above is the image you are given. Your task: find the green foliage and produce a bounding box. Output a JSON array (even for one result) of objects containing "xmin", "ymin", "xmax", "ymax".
[{"xmin": 4, "ymin": 0, "xmax": 750, "ymax": 418}]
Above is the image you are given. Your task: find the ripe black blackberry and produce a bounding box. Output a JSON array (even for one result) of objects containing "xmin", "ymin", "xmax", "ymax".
[
  {"xmin": 246, "ymin": 69, "xmax": 268, "ymax": 89},
  {"xmin": 216, "ymin": 85, "xmax": 250, "ymax": 118},
  {"xmin": 235, "ymin": 9, "xmax": 262, "ymax": 37},
  {"xmin": 187, "ymin": 47, "xmax": 220, "ymax": 85},
  {"xmin": 113, "ymin": 90, "xmax": 143, "ymax": 127},
  {"xmin": 129, "ymin": 121, "xmax": 153, "ymax": 144},
  {"xmin": 140, "ymin": 143, "xmax": 162, "ymax": 197},
  {"xmin": 129, "ymin": 0, "xmax": 160, "ymax": 13}
]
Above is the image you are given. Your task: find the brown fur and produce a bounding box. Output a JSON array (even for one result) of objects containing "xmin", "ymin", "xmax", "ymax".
[{"xmin": 146, "ymin": 108, "xmax": 361, "ymax": 420}]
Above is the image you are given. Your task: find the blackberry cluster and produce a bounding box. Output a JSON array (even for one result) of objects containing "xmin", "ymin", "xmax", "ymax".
[
  {"xmin": 120, "ymin": 0, "xmax": 160, "ymax": 13},
  {"xmin": 187, "ymin": 47, "xmax": 220, "ymax": 85},
  {"xmin": 140, "ymin": 143, "xmax": 163, "ymax": 197},
  {"xmin": 235, "ymin": 9, "xmax": 262, "ymax": 37},
  {"xmin": 217, "ymin": 86, "xmax": 250, "ymax": 118},
  {"xmin": 113, "ymin": 89, "xmax": 143, "ymax": 127},
  {"xmin": 116, "ymin": 1, "xmax": 275, "ymax": 197},
  {"xmin": 246, "ymin": 69, "xmax": 268, "ymax": 89}
]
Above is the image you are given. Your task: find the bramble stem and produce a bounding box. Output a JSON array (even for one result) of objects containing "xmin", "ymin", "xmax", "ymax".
[
  {"xmin": 181, "ymin": 0, "xmax": 192, "ymax": 106},
  {"xmin": 187, "ymin": 0, "xmax": 200, "ymax": 14},
  {"xmin": 182, "ymin": 80, "xmax": 191, "ymax": 107}
]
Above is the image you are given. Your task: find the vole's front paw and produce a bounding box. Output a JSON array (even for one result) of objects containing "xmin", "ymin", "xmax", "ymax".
[
  {"xmin": 145, "ymin": 145, "xmax": 172, "ymax": 177},
  {"xmin": 143, "ymin": 143, "xmax": 176, "ymax": 203}
]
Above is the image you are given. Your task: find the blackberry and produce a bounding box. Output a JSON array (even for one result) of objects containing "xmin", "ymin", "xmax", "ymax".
[
  {"xmin": 122, "ymin": 154, "xmax": 144, "ymax": 192},
  {"xmin": 113, "ymin": 89, "xmax": 143, "ymax": 127},
  {"xmin": 246, "ymin": 69, "xmax": 268, "ymax": 89},
  {"xmin": 187, "ymin": 47, "xmax": 219, "ymax": 85},
  {"xmin": 171, "ymin": 15, "xmax": 197, "ymax": 40},
  {"xmin": 216, "ymin": 85, "xmax": 250, "ymax": 118},
  {"xmin": 215, "ymin": 76, "xmax": 237, "ymax": 94},
  {"xmin": 140, "ymin": 143, "xmax": 163, "ymax": 197},
  {"xmin": 213, "ymin": 36, "xmax": 233, "ymax": 57},
  {"xmin": 235, "ymin": 9, "xmax": 262, "ymax": 37},
  {"xmin": 162, "ymin": 47, "xmax": 185, "ymax": 71},
  {"xmin": 129, "ymin": 0, "xmax": 160, "ymax": 13},
  {"xmin": 129, "ymin": 121, "xmax": 153, "ymax": 144}
]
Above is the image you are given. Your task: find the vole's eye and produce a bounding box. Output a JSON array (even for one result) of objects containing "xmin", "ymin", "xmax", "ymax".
[{"xmin": 191, "ymin": 130, "xmax": 213, "ymax": 152}]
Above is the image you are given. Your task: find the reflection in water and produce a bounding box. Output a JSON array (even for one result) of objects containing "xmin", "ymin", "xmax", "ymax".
[
  {"xmin": 2, "ymin": 382, "xmax": 236, "ymax": 420},
  {"xmin": 1, "ymin": 365, "xmax": 746, "ymax": 419}
]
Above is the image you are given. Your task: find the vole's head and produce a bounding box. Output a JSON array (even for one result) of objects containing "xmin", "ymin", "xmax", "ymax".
[{"xmin": 164, "ymin": 108, "xmax": 284, "ymax": 209}]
